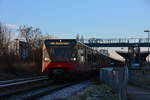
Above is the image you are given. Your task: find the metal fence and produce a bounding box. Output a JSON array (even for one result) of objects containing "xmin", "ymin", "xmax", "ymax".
[
  {"xmin": 128, "ymin": 68, "xmax": 150, "ymax": 88},
  {"xmin": 99, "ymin": 67, "xmax": 128, "ymax": 100}
]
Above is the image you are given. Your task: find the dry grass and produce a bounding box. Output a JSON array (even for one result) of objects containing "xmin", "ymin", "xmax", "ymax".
[
  {"xmin": 67, "ymin": 83, "xmax": 118, "ymax": 100},
  {"xmin": 0, "ymin": 62, "xmax": 42, "ymax": 80}
]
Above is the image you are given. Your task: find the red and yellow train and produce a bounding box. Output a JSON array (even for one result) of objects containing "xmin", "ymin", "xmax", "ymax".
[{"xmin": 42, "ymin": 39, "xmax": 123, "ymax": 79}]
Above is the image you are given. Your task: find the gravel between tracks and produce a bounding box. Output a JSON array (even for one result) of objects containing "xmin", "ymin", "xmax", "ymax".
[
  {"xmin": 39, "ymin": 81, "xmax": 93, "ymax": 100},
  {"xmin": 39, "ymin": 81, "xmax": 118, "ymax": 100}
]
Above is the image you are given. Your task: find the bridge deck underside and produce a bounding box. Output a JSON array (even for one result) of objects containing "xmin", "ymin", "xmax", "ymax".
[{"xmin": 116, "ymin": 51, "xmax": 149, "ymax": 62}]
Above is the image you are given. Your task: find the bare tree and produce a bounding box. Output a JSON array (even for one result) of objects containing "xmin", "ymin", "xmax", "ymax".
[
  {"xmin": 80, "ymin": 35, "xmax": 84, "ymax": 43},
  {"xmin": 19, "ymin": 25, "xmax": 42, "ymax": 48},
  {"xmin": 43, "ymin": 32, "xmax": 53, "ymax": 40},
  {"xmin": 0, "ymin": 23, "xmax": 15, "ymax": 73},
  {"xmin": 19, "ymin": 25, "xmax": 43, "ymax": 62},
  {"xmin": 0, "ymin": 23, "xmax": 3, "ymax": 47},
  {"xmin": 0, "ymin": 23, "xmax": 12, "ymax": 55},
  {"xmin": 76, "ymin": 34, "xmax": 80, "ymax": 41}
]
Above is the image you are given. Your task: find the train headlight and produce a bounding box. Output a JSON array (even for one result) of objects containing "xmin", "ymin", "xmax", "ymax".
[
  {"xmin": 44, "ymin": 57, "xmax": 49, "ymax": 61},
  {"xmin": 71, "ymin": 57, "xmax": 76, "ymax": 61}
]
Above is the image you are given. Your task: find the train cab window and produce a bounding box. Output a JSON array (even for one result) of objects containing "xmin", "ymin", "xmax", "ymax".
[
  {"xmin": 71, "ymin": 53, "xmax": 76, "ymax": 58},
  {"xmin": 47, "ymin": 47, "xmax": 73, "ymax": 62}
]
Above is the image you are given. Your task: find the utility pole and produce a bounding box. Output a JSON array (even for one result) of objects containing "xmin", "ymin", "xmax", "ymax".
[{"xmin": 144, "ymin": 30, "xmax": 150, "ymax": 63}]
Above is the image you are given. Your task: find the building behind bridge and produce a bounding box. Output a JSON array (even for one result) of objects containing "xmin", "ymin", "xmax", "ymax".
[{"xmin": 6, "ymin": 39, "xmax": 29, "ymax": 61}]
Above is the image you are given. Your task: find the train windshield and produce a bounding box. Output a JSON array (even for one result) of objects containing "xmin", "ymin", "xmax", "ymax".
[
  {"xmin": 45, "ymin": 39, "xmax": 77, "ymax": 62},
  {"xmin": 48, "ymin": 46, "xmax": 73, "ymax": 62}
]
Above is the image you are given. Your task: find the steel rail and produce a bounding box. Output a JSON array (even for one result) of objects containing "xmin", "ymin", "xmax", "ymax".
[
  {"xmin": 4, "ymin": 81, "xmax": 90, "ymax": 100},
  {"xmin": 0, "ymin": 76, "xmax": 51, "ymax": 99},
  {"xmin": 0, "ymin": 76, "xmax": 49, "ymax": 88},
  {"xmin": 0, "ymin": 76, "xmax": 48, "ymax": 85}
]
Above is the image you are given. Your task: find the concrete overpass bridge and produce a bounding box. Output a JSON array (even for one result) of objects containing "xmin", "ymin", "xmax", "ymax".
[{"xmin": 82, "ymin": 38, "xmax": 150, "ymax": 67}]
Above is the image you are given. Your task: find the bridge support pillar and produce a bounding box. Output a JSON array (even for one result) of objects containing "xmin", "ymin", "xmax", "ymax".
[{"xmin": 127, "ymin": 46, "xmax": 141, "ymax": 67}]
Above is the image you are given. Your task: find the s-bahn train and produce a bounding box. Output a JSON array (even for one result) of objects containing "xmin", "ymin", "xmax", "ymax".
[{"xmin": 42, "ymin": 39, "xmax": 123, "ymax": 79}]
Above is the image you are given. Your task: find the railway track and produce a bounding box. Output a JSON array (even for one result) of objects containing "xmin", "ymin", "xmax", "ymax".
[
  {"xmin": 0, "ymin": 76, "xmax": 91, "ymax": 100},
  {"xmin": 0, "ymin": 76, "xmax": 48, "ymax": 85},
  {"xmin": 0, "ymin": 76, "xmax": 51, "ymax": 100}
]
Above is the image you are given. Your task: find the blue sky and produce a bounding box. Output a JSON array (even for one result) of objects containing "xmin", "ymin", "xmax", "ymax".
[{"xmin": 0, "ymin": 0, "xmax": 150, "ymax": 39}]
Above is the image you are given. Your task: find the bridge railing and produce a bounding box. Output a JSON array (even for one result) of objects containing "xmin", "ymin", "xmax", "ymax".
[{"xmin": 84, "ymin": 38, "xmax": 149, "ymax": 44}]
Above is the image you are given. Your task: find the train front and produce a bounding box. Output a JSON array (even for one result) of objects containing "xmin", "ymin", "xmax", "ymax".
[{"xmin": 42, "ymin": 39, "xmax": 77, "ymax": 79}]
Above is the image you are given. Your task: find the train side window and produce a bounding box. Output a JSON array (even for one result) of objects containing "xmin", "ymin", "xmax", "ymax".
[
  {"xmin": 87, "ymin": 54, "xmax": 91, "ymax": 62},
  {"xmin": 79, "ymin": 49, "xmax": 84, "ymax": 56},
  {"xmin": 78, "ymin": 49, "xmax": 85, "ymax": 63}
]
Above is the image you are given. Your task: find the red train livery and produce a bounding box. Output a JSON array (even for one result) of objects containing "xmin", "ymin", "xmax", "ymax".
[{"xmin": 42, "ymin": 39, "xmax": 123, "ymax": 79}]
